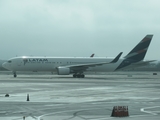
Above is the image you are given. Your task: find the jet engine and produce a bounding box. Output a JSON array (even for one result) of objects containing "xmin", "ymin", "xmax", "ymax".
[{"xmin": 56, "ymin": 67, "xmax": 70, "ymax": 75}]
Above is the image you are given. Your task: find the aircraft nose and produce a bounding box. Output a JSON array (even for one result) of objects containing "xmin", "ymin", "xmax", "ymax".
[{"xmin": 2, "ymin": 62, "xmax": 11, "ymax": 70}]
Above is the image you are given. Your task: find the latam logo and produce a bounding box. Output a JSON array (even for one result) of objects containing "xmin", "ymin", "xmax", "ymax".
[
  {"xmin": 23, "ymin": 59, "xmax": 48, "ymax": 65},
  {"xmin": 28, "ymin": 59, "xmax": 48, "ymax": 62}
]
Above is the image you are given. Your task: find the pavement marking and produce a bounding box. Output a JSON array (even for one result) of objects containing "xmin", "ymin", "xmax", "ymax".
[
  {"xmin": 37, "ymin": 107, "xmax": 112, "ymax": 120},
  {"xmin": 141, "ymin": 106, "xmax": 160, "ymax": 115}
]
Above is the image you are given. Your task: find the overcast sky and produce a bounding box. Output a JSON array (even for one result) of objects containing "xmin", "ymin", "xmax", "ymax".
[{"xmin": 0, "ymin": 0, "xmax": 160, "ymax": 60}]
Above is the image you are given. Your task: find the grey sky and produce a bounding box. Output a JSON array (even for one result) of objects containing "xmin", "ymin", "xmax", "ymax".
[{"xmin": 0, "ymin": 0, "xmax": 160, "ymax": 60}]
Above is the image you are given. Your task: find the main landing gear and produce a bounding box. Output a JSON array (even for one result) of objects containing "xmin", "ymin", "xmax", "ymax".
[{"xmin": 73, "ymin": 73, "xmax": 85, "ymax": 78}]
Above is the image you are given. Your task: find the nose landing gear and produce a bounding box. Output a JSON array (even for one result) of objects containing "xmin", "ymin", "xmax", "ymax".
[{"xmin": 13, "ymin": 72, "xmax": 17, "ymax": 78}]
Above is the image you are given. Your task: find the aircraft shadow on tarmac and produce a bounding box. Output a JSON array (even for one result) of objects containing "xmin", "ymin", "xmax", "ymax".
[{"xmin": 7, "ymin": 73, "xmax": 159, "ymax": 81}]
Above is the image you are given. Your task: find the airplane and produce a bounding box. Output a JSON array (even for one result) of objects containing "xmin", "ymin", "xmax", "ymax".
[
  {"xmin": 2, "ymin": 34, "xmax": 153, "ymax": 78},
  {"xmin": 2, "ymin": 52, "xmax": 123, "ymax": 78}
]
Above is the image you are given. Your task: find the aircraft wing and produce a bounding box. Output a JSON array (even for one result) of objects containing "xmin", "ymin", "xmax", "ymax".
[{"xmin": 59, "ymin": 52, "xmax": 123, "ymax": 72}]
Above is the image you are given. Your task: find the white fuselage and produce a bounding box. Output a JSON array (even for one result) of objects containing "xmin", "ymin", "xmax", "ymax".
[{"xmin": 3, "ymin": 56, "xmax": 124, "ymax": 73}]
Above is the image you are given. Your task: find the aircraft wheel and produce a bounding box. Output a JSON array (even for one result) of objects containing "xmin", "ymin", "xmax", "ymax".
[
  {"xmin": 14, "ymin": 74, "xmax": 17, "ymax": 78},
  {"xmin": 13, "ymin": 72, "xmax": 17, "ymax": 78},
  {"xmin": 77, "ymin": 74, "xmax": 80, "ymax": 78},
  {"xmin": 73, "ymin": 74, "xmax": 76, "ymax": 78},
  {"xmin": 81, "ymin": 74, "xmax": 85, "ymax": 78},
  {"xmin": 79, "ymin": 74, "xmax": 85, "ymax": 78},
  {"xmin": 73, "ymin": 74, "xmax": 85, "ymax": 78}
]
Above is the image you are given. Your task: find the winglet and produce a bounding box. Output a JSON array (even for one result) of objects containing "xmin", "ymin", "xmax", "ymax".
[
  {"xmin": 90, "ymin": 54, "xmax": 95, "ymax": 57},
  {"xmin": 110, "ymin": 52, "xmax": 123, "ymax": 63}
]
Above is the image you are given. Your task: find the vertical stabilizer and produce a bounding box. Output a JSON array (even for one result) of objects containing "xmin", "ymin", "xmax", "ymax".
[
  {"xmin": 116, "ymin": 34, "xmax": 153, "ymax": 70},
  {"xmin": 124, "ymin": 35, "xmax": 153, "ymax": 61}
]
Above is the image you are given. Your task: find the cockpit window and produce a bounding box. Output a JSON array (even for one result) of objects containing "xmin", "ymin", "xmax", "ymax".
[{"xmin": 8, "ymin": 60, "xmax": 12, "ymax": 63}]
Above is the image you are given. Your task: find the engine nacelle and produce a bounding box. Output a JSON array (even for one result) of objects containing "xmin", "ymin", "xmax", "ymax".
[{"xmin": 56, "ymin": 67, "xmax": 70, "ymax": 75}]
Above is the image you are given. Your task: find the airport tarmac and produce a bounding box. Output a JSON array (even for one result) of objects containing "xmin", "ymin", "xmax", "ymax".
[{"xmin": 0, "ymin": 72, "xmax": 160, "ymax": 120}]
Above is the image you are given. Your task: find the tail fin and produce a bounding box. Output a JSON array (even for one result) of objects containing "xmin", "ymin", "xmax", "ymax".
[
  {"xmin": 124, "ymin": 35, "xmax": 153, "ymax": 61},
  {"xmin": 115, "ymin": 34, "xmax": 153, "ymax": 70},
  {"xmin": 90, "ymin": 54, "xmax": 95, "ymax": 57}
]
